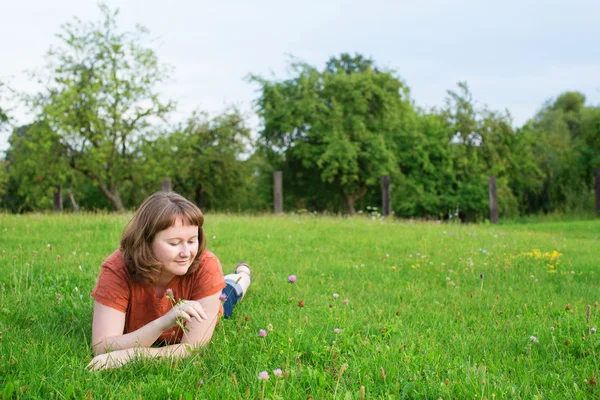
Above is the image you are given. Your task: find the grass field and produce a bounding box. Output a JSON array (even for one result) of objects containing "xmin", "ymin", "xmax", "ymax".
[{"xmin": 0, "ymin": 213, "xmax": 599, "ymax": 399}]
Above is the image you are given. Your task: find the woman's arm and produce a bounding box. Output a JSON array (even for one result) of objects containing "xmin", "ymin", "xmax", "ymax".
[
  {"xmin": 180, "ymin": 291, "xmax": 222, "ymax": 346},
  {"xmin": 91, "ymin": 302, "xmax": 164, "ymax": 356},
  {"xmin": 88, "ymin": 292, "xmax": 221, "ymax": 370}
]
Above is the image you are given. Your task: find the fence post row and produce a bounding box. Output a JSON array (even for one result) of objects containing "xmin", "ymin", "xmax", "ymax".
[{"xmin": 264, "ymin": 171, "xmax": 600, "ymax": 219}]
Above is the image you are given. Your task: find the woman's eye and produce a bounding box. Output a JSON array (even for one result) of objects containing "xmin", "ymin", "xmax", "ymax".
[{"xmin": 169, "ymin": 242, "xmax": 180, "ymax": 246}]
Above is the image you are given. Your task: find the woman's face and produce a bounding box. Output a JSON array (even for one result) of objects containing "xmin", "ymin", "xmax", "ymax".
[{"xmin": 151, "ymin": 216, "xmax": 199, "ymax": 284}]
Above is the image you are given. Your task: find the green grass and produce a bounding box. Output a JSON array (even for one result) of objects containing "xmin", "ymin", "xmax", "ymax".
[{"xmin": 0, "ymin": 213, "xmax": 599, "ymax": 399}]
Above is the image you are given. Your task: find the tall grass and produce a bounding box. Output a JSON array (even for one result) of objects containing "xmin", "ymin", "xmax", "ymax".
[{"xmin": 0, "ymin": 213, "xmax": 599, "ymax": 399}]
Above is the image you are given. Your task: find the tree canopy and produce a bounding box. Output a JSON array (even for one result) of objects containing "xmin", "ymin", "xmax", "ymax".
[
  {"xmin": 2, "ymin": 6, "xmax": 599, "ymax": 219},
  {"xmin": 32, "ymin": 4, "xmax": 174, "ymax": 211},
  {"xmin": 250, "ymin": 54, "xmax": 413, "ymax": 214}
]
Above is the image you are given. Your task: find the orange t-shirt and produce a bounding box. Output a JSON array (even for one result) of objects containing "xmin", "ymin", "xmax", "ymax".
[{"xmin": 91, "ymin": 249, "xmax": 226, "ymax": 344}]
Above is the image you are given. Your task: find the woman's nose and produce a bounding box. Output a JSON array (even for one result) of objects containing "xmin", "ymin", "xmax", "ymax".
[{"xmin": 179, "ymin": 244, "xmax": 191, "ymax": 257}]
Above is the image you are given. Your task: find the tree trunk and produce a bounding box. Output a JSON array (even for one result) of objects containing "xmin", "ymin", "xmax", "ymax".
[
  {"xmin": 110, "ymin": 193, "xmax": 124, "ymax": 212},
  {"xmin": 343, "ymin": 195, "xmax": 356, "ymax": 215},
  {"xmin": 339, "ymin": 184, "xmax": 369, "ymax": 216},
  {"xmin": 98, "ymin": 184, "xmax": 124, "ymax": 211},
  {"xmin": 68, "ymin": 191, "xmax": 80, "ymax": 212}
]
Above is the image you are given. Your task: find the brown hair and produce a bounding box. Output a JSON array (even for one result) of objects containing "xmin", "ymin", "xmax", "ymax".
[{"xmin": 120, "ymin": 191, "xmax": 206, "ymax": 284}]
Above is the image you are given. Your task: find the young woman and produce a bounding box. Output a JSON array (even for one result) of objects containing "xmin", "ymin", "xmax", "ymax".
[{"xmin": 88, "ymin": 191, "xmax": 251, "ymax": 370}]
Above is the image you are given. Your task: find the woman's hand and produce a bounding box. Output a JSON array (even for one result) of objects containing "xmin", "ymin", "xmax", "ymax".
[
  {"xmin": 87, "ymin": 345, "xmax": 189, "ymax": 371},
  {"xmin": 159, "ymin": 300, "xmax": 208, "ymax": 331},
  {"xmin": 87, "ymin": 350, "xmax": 130, "ymax": 371}
]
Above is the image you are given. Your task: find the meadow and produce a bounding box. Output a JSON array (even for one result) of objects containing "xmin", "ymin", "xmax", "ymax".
[{"xmin": 0, "ymin": 212, "xmax": 599, "ymax": 399}]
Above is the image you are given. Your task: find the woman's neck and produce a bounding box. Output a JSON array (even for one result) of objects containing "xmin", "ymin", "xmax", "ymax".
[{"xmin": 153, "ymin": 273, "xmax": 175, "ymax": 298}]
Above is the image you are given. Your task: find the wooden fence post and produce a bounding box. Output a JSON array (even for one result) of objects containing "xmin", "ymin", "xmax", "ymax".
[
  {"xmin": 162, "ymin": 178, "xmax": 172, "ymax": 192},
  {"xmin": 596, "ymin": 168, "xmax": 600, "ymax": 216},
  {"xmin": 488, "ymin": 176, "xmax": 498, "ymax": 224},
  {"xmin": 53, "ymin": 184, "xmax": 63, "ymax": 212},
  {"xmin": 381, "ymin": 175, "xmax": 391, "ymax": 216},
  {"xmin": 274, "ymin": 171, "xmax": 283, "ymax": 214}
]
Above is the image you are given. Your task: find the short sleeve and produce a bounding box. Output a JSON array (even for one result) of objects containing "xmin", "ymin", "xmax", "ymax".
[
  {"xmin": 90, "ymin": 254, "xmax": 131, "ymax": 313},
  {"xmin": 188, "ymin": 253, "xmax": 226, "ymax": 300}
]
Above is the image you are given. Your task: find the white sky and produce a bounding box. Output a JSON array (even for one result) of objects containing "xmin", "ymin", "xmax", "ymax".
[{"xmin": 1, "ymin": 0, "xmax": 599, "ymax": 151}]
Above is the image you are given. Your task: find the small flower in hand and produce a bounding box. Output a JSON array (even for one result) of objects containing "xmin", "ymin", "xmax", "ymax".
[{"xmin": 166, "ymin": 288, "xmax": 174, "ymax": 300}]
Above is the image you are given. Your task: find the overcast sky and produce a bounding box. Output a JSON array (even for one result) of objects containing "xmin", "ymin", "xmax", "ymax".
[{"xmin": 1, "ymin": 0, "xmax": 599, "ymax": 150}]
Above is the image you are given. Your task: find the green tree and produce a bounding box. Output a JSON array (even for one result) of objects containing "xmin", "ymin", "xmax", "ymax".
[
  {"xmin": 0, "ymin": 81, "xmax": 10, "ymax": 129},
  {"xmin": 3, "ymin": 122, "xmax": 74, "ymax": 212},
  {"xmin": 391, "ymin": 110, "xmax": 457, "ymax": 218},
  {"xmin": 0, "ymin": 82, "xmax": 10, "ymax": 201},
  {"xmin": 34, "ymin": 4, "xmax": 174, "ymax": 211},
  {"xmin": 439, "ymin": 83, "xmax": 492, "ymax": 220},
  {"xmin": 523, "ymin": 91, "xmax": 598, "ymax": 213},
  {"xmin": 135, "ymin": 110, "xmax": 253, "ymax": 211},
  {"xmin": 420, "ymin": 82, "xmax": 542, "ymax": 220},
  {"xmin": 250, "ymin": 54, "xmax": 412, "ymax": 214},
  {"xmin": 577, "ymin": 106, "xmax": 600, "ymax": 180}
]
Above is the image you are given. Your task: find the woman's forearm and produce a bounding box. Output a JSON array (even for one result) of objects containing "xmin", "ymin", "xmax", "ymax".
[
  {"xmin": 87, "ymin": 343, "xmax": 193, "ymax": 370},
  {"xmin": 132, "ymin": 343, "xmax": 190, "ymax": 358},
  {"xmin": 93, "ymin": 317, "xmax": 166, "ymax": 355}
]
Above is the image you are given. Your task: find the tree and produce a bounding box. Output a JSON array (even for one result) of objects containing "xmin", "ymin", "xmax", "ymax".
[
  {"xmin": 523, "ymin": 91, "xmax": 598, "ymax": 213},
  {"xmin": 0, "ymin": 90, "xmax": 8, "ymax": 128},
  {"xmin": 3, "ymin": 122, "xmax": 73, "ymax": 212},
  {"xmin": 34, "ymin": 4, "xmax": 174, "ymax": 211},
  {"xmin": 250, "ymin": 53, "xmax": 412, "ymax": 214},
  {"xmin": 421, "ymin": 82, "xmax": 542, "ymax": 220},
  {"xmin": 0, "ymin": 82, "xmax": 11, "ymax": 202},
  {"xmin": 391, "ymin": 110, "xmax": 456, "ymax": 218},
  {"xmin": 134, "ymin": 109, "xmax": 253, "ymax": 211},
  {"xmin": 577, "ymin": 106, "xmax": 600, "ymax": 180}
]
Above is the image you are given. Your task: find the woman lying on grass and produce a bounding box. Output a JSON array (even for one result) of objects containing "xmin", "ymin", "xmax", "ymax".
[{"xmin": 88, "ymin": 191, "xmax": 251, "ymax": 370}]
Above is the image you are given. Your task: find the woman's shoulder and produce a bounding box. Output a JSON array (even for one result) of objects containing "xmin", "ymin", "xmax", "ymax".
[
  {"xmin": 192, "ymin": 249, "xmax": 222, "ymax": 275},
  {"xmin": 92, "ymin": 249, "xmax": 132, "ymax": 306},
  {"xmin": 101, "ymin": 249, "xmax": 128, "ymax": 274},
  {"xmin": 185, "ymin": 249, "xmax": 225, "ymax": 298},
  {"xmin": 199, "ymin": 249, "xmax": 218, "ymax": 263},
  {"xmin": 102, "ymin": 249, "xmax": 125, "ymax": 265}
]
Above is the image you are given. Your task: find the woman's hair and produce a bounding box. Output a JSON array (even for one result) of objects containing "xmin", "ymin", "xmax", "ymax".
[{"xmin": 120, "ymin": 191, "xmax": 206, "ymax": 284}]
